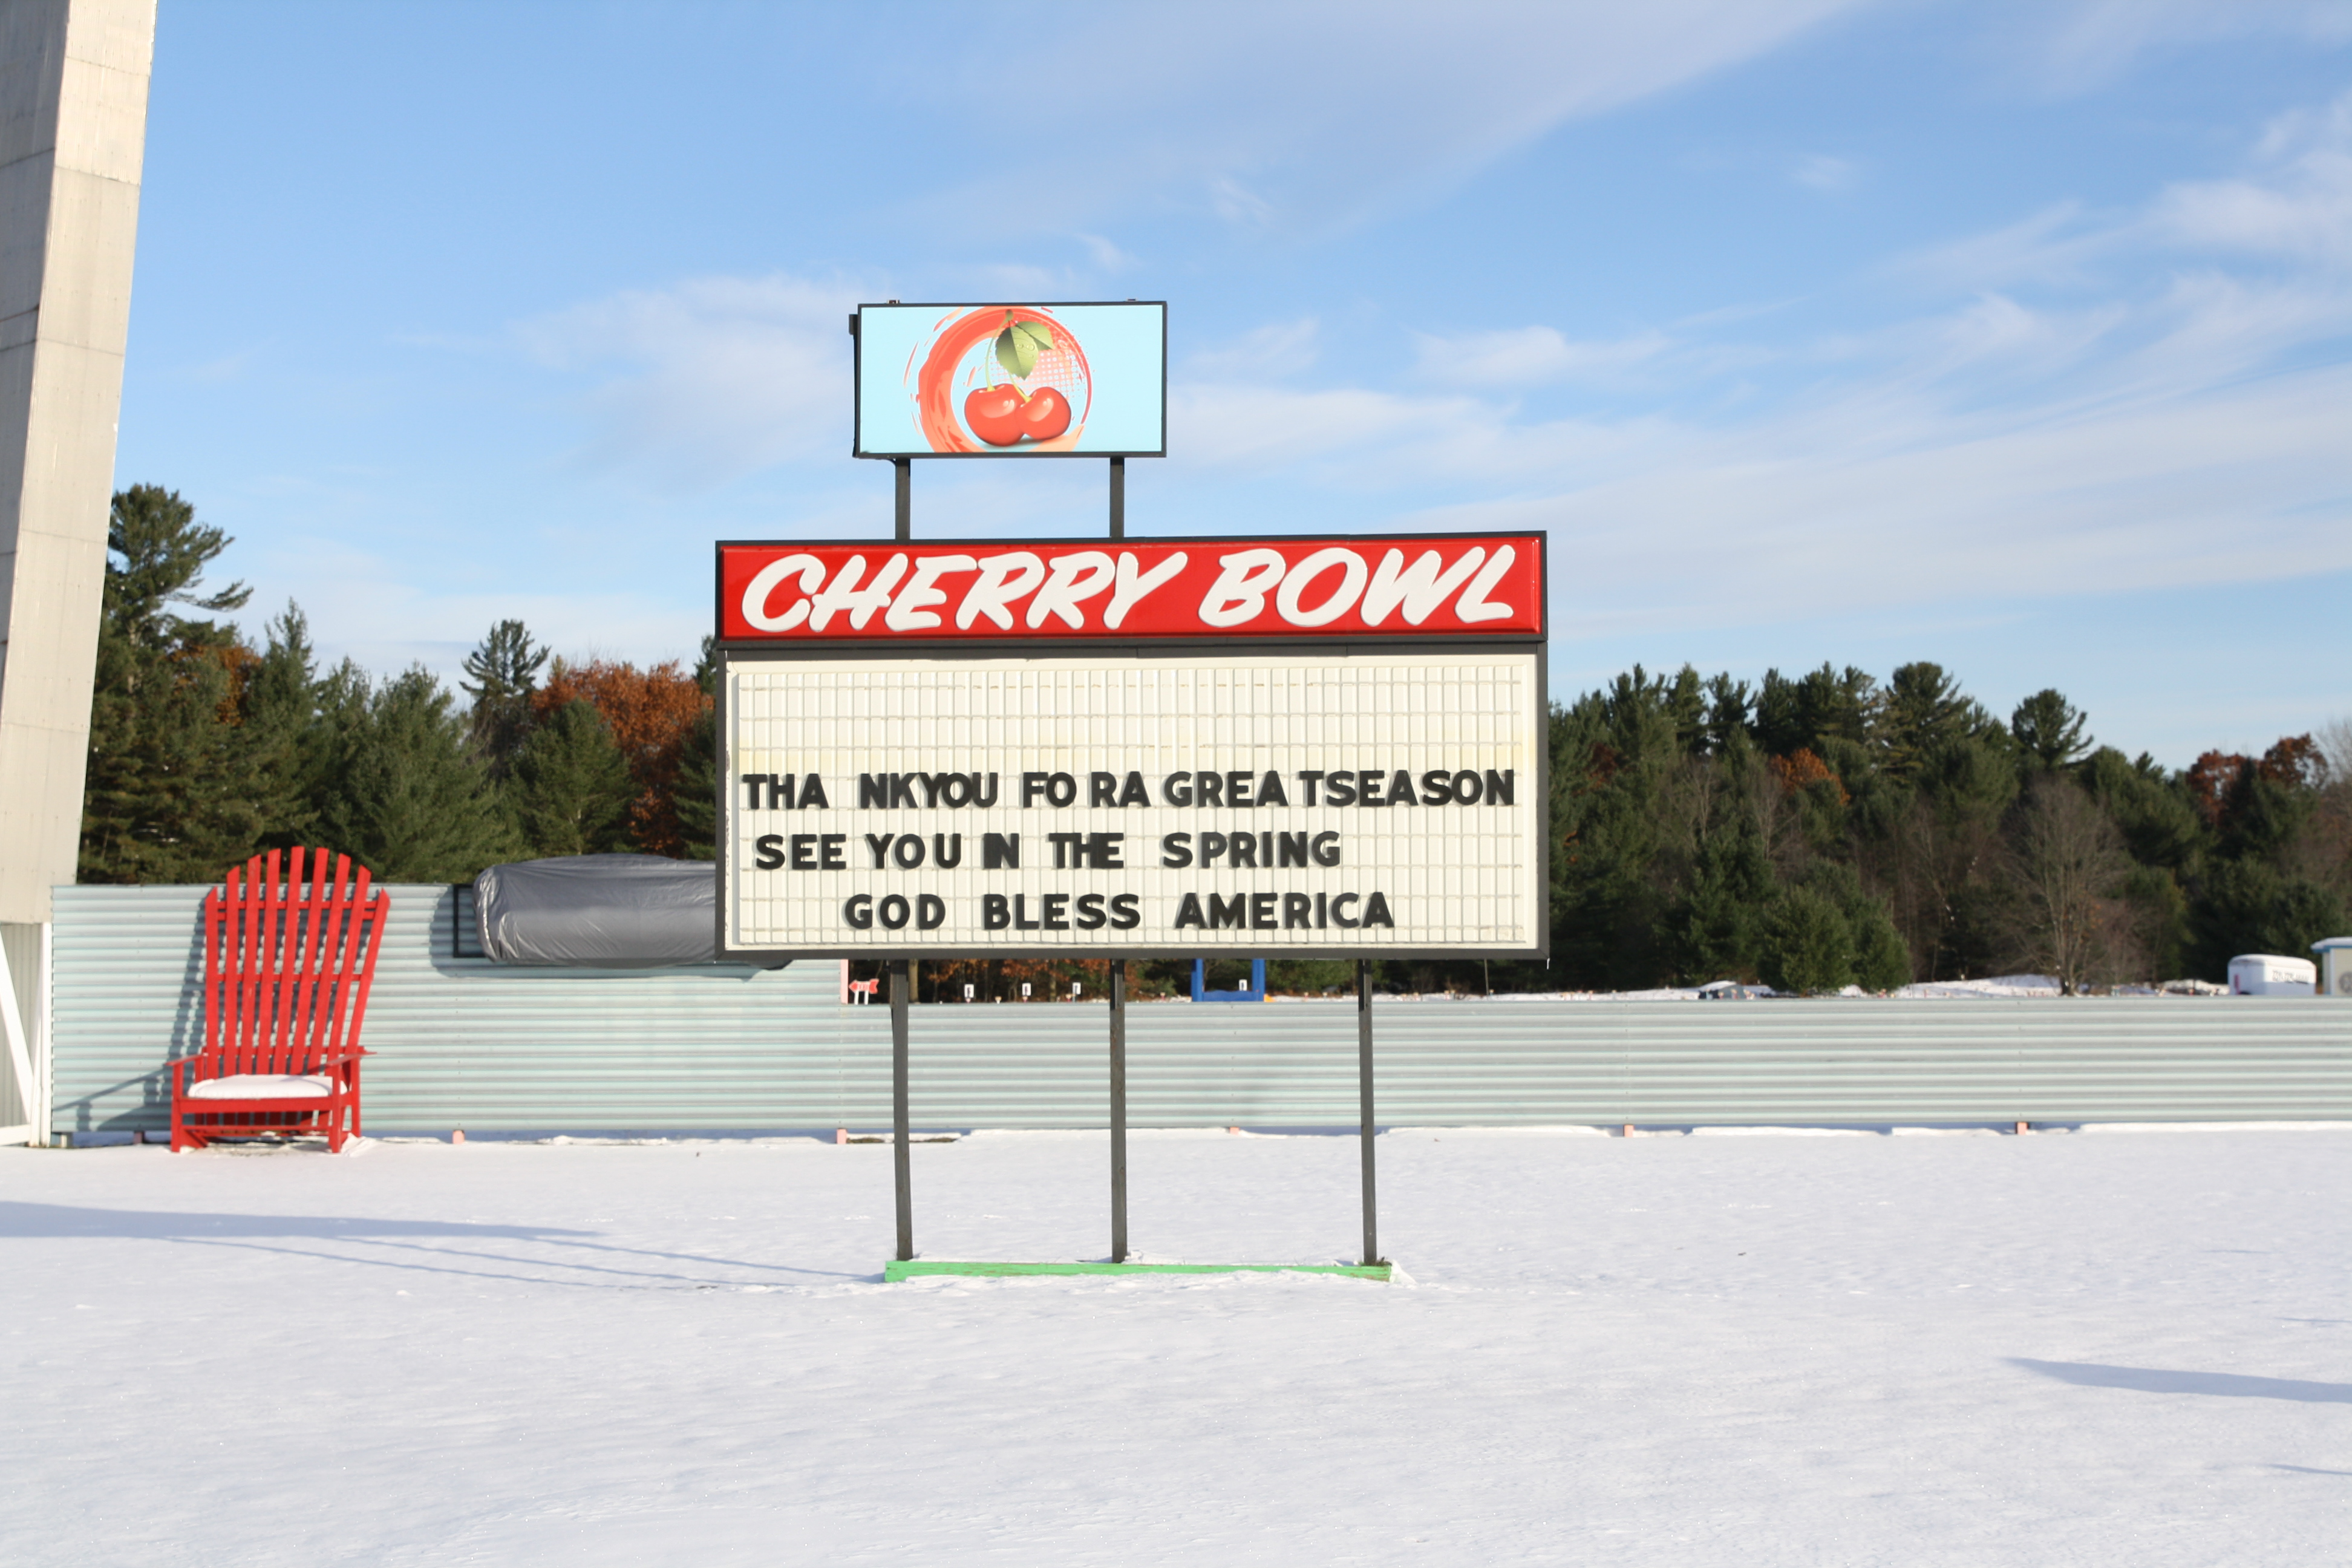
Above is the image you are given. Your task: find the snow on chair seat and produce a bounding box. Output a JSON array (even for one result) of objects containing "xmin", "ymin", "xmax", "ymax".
[
  {"xmin": 169, "ymin": 848, "xmax": 390, "ymax": 1153},
  {"xmin": 185, "ymin": 1074, "xmax": 336, "ymax": 1101}
]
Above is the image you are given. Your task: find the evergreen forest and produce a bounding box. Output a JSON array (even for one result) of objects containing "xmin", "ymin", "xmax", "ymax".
[{"xmin": 78, "ymin": 487, "xmax": 2352, "ymax": 998}]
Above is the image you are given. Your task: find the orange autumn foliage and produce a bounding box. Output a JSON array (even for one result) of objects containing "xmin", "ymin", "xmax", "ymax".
[
  {"xmin": 534, "ymin": 658, "xmax": 710, "ymax": 856},
  {"xmin": 2258, "ymin": 734, "xmax": 2323, "ymax": 789},
  {"xmin": 1770, "ymin": 746, "xmax": 1849, "ymax": 805},
  {"xmin": 2185, "ymin": 736, "xmax": 2324, "ymax": 830},
  {"xmin": 2184, "ymin": 750, "xmax": 2248, "ymax": 828}
]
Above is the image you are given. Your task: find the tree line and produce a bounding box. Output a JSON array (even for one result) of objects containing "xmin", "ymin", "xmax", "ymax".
[
  {"xmin": 80, "ymin": 486, "xmax": 716, "ymax": 888},
  {"xmin": 77, "ymin": 486, "xmax": 2351, "ymax": 995}
]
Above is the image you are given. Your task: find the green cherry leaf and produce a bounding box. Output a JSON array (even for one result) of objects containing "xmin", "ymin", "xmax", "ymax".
[
  {"xmin": 995, "ymin": 326, "xmax": 1039, "ymax": 378},
  {"xmin": 1011, "ymin": 318, "xmax": 1055, "ymax": 353}
]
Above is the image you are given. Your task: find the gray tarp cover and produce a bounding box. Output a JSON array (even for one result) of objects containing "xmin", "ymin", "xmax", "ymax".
[{"xmin": 475, "ymin": 855, "xmax": 717, "ymax": 967}]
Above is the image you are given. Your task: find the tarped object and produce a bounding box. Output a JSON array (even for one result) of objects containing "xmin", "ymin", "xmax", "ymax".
[{"xmin": 475, "ymin": 855, "xmax": 719, "ymax": 967}]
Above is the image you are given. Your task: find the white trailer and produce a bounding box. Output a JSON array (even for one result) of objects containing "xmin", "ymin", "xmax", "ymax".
[{"xmin": 2227, "ymin": 954, "xmax": 2316, "ymax": 996}]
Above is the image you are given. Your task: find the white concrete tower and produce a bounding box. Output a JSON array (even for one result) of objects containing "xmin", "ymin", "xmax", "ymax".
[{"xmin": 0, "ymin": 0, "xmax": 155, "ymax": 1142}]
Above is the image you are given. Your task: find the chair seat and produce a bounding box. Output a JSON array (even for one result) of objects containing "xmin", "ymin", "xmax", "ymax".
[{"xmin": 185, "ymin": 1073, "xmax": 336, "ymax": 1101}]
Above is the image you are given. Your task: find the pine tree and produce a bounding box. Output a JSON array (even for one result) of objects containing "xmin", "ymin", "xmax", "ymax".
[
  {"xmin": 240, "ymin": 603, "xmax": 324, "ymax": 850},
  {"xmin": 1799, "ymin": 861, "xmax": 1911, "ymax": 991},
  {"xmin": 460, "ymin": 619, "xmax": 549, "ymax": 780},
  {"xmin": 1880, "ymin": 662, "xmax": 1982, "ymax": 777},
  {"xmin": 2011, "ymin": 689, "xmax": 2091, "ymax": 771},
  {"xmin": 1849, "ymin": 904, "xmax": 1913, "ymax": 991},
  {"xmin": 80, "ymin": 633, "xmax": 266, "ymax": 882},
  {"xmin": 1760, "ymin": 885, "xmax": 1852, "ymax": 993},
  {"xmin": 673, "ymin": 702, "xmax": 717, "ymax": 861},
  {"xmin": 672, "ymin": 635, "xmax": 720, "ymax": 860},
  {"xmin": 79, "ymin": 487, "xmax": 279, "ymax": 883},
  {"xmin": 101, "ymin": 485, "xmax": 250, "ymax": 647},
  {"xmin": 1547, "ymin": 673, "xmax": 1680, "ymax": 987},
  {"xmin": 508, "ymin": 699, "xmax": 635, "ymax": 857},
  {"xmin": 1665, "ymin": 664, "xmax": 1707, "ymax": 756},
  {"xmin": 533, "ymin": 657, "xmax": 709, "ymax": 855},
  {"xmin": 313, "ymin": 667, "xmax": 518, "ymax": 881},
  {"xmin": 2184, "ymin": 860, "xmax": 2344, "ymax": 979},
  {"xmin": 1701, "ymin": 673, "xmax": 1752, "ymax": 756},
  {"xmin": 1667, "ymin": 812, "xmax": 1774, "ymax": 981},
  {"xmin": 1755, "ymin": 663, "xmax": 1876, "ymax": 759}
]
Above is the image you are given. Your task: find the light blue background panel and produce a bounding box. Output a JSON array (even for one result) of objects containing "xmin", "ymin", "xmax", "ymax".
[{"xmin": 855, "ymin": 302, "xmax": 1165, "ymax": 457}]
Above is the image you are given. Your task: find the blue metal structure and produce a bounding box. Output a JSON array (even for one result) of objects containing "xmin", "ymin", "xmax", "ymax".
[{"xmin": 1191, "ymin": 959, "xmax": 1267, "ymax": 1002}]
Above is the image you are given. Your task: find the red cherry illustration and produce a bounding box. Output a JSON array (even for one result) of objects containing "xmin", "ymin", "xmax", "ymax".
[
  {"xmin": 963, "ymin": 384, "xmax": 1027, "ymax": 446},
  {"xmin": 1018, "ymin": 385, "xmax": 1073, "ymax": 442}
]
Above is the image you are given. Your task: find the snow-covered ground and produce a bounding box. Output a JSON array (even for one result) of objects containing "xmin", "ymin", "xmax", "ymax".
[{"xmin": 5, "ymin": 1126, "xmax": 2348, "ymax": 1566}]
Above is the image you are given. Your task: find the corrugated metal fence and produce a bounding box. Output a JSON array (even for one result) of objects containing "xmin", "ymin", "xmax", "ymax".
[{"xmin": 48, "ymin": 884, "xmax": 2352, "ymax": 1135}]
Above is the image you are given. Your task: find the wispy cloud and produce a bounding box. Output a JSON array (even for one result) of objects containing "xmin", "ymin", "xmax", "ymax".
[
  {"xmin": 1888, "ymin": 202, "xmax": 2112, "ymax": 293},
  {"xmin": 1184, "ymin": 318, "xmax": 1321, "ymax": 380},
  {"xmin": 1158, "ymin": 87, "xmax": 2352, "ymax": 630},
  {"xmin": 1793, "ymin": 154, "xmax": 1858, "ymax": 192},
  {"xmin": 1413, "ymin": 325, "xmax": 1672, "ymax": 388},
  {"xmin": 512, "ymin": 274, "xmax": 858, "ymax": 489},
  {"xmin": 2031, "ymin": 0, "xmax": 2352, "ymax": 92},
  {"xmin": 1074, "ymin": 233, "xmax": 1140, "ymax": 273},
  {"xmin": 2153, "ymin": 88, "xmax": 2352, "ymax": 261},
  {"xmin": 911, "ymin": 0, "xmax": 1875, "ymax": 237},
  {"xmin": 1439, "ymin": 356, "xmax": 2352, "ymax": 638},
  {"xmin": 482, "ymin": 76, "xmax": 2350, "ymax": 663}
]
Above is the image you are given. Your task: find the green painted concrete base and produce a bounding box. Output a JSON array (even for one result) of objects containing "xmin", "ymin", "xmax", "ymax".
[{"xmin": 884, "ymin": 1259, "xmax": 1392, "ymax": 1282}]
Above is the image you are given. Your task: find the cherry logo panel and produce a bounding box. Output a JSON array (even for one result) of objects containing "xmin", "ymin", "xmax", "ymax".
[{"xmin": 719, "ymin": 535, "xmax": 1544, "ymax": 642}]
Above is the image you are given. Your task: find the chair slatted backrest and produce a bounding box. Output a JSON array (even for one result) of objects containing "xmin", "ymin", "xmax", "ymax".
[{"xmin": 202, "ymin": 848, "xmax": 390, "ymax": 1076}]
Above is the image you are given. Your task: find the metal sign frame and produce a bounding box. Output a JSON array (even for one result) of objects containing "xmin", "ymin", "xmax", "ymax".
[
  {"xmin": 850, "ymin": 301, "xmax": 1169, "ymax": 460},
  {"xmin": 711, "ymin": 535, "xmax": 1549, "ymax": 966}
]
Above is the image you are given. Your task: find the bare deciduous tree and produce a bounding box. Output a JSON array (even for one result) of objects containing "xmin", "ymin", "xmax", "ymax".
[
  {"xmin": 2005, "ymin": 779, "xmax": 2135, "ymax": 993},
  {"xmin": 2312, "ymin": 716, "xmax": 2352, "ymax": 784}
]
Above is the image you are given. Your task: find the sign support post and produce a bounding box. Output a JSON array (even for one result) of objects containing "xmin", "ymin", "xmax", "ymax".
[
  {"xmin": 892, "ymin": 451, "xmax": 912, "ymax": 1256},
  {"xmin": 1357, "ymin": 960, "xmax": 1380, "ymax": 1267},
  {"xmin": 1105, "ymin": 465, "xmax": 1126, "ymax": 1260},
  {"xmin": 891, "ymin": 958, "xmax": 913, "ymax": 1261},
  {"xmin": 1109, "ymin": 959, "xmax": 1129, "ymax": 1263}
]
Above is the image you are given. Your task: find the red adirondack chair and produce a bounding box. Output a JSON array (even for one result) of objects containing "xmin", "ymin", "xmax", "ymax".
[{"xmin": 169, "ymin": 848, "xmax": 390, "ymax": 1152}]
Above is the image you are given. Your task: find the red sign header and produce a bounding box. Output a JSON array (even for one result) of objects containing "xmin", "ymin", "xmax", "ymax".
[{"xmin": 718, "ymin": 535, "xmax": 1543, "ymax": 642}]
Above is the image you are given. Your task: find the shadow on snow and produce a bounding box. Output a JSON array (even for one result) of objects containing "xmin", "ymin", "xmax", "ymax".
[
  {"xmin": 2010, "ymin": 1358, "xmax": 2352, "ymax": 1405},
  {"xmin": 0, "ymin": 1201, "xmax": 867, "ymax": 1286}
]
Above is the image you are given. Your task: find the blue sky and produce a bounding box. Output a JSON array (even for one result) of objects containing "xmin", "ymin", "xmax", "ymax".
[{"xmin": 116, "ymin": 1, "xmax": 2352, "ymax": 766}]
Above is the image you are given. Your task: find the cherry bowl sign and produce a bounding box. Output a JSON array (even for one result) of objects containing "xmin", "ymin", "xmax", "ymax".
[{"xmin": 714, "ymin": 533, "xmax": 1547, "ymax": 960}]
